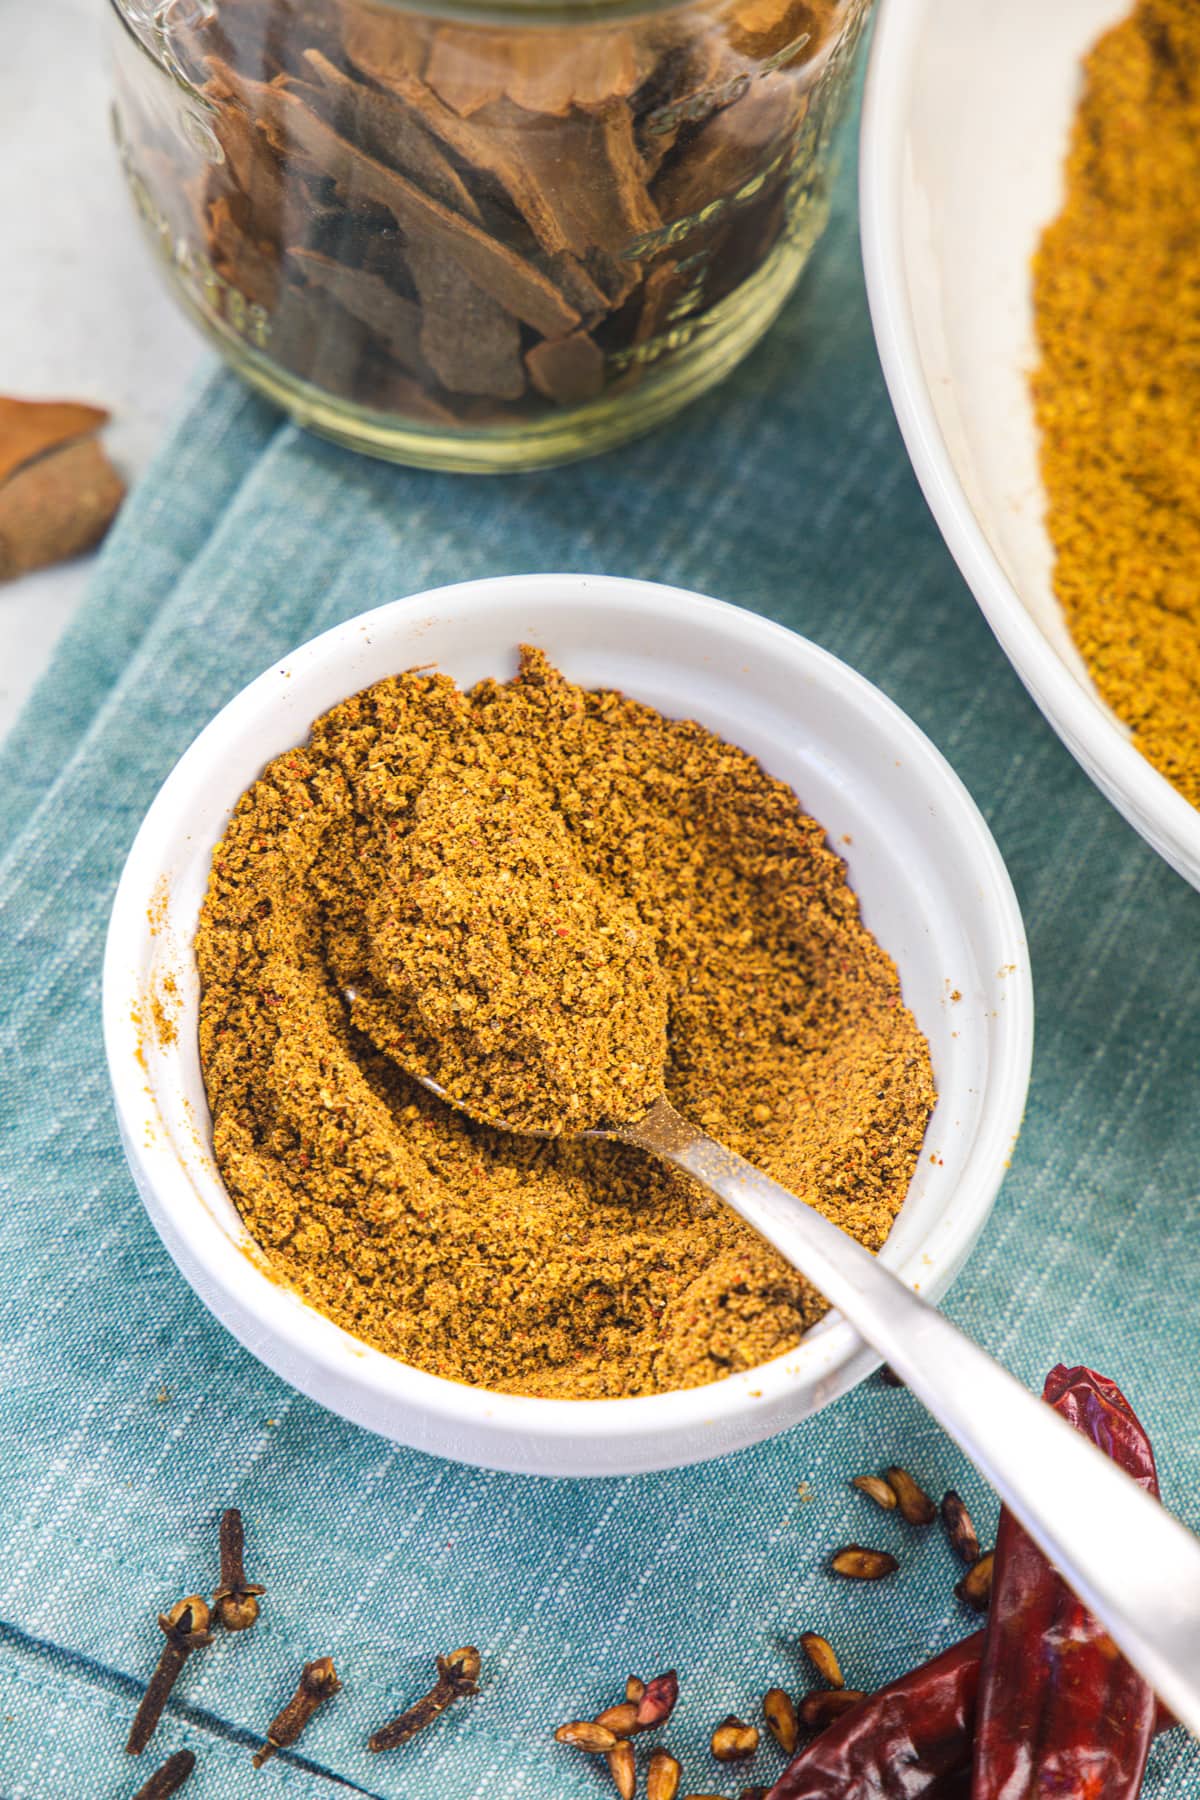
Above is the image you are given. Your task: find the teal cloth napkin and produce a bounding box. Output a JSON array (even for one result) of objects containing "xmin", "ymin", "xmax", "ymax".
[{"xmin": 3, "ymin": 145, "xmax": 1200, "ymax": 1800}]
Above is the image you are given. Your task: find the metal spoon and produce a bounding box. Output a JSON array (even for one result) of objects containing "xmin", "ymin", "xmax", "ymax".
[{"xmin": 422, "ymin": 1076, "xmax": 1200, "ymax": 1736}]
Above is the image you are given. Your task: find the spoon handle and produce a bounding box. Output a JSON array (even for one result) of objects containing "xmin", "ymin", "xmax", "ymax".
[{"xmin": 625, "ymin": 1098, "xmax": 1200, "ymax": 1736}]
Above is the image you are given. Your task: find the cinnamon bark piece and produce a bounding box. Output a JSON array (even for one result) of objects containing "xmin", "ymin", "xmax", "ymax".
[
  {"xmin": 269, "ymin": 277, "xmax": 373, "ymax": 399},
  {"xmin": 289, "ymin": 249, "xmax": 423, "ymax": 373},
  {"xmin": 207, "ymin": 62, "xmax": 581, "ymax": 338},
  {"xmin": 526, "ymin": 331, "xmax": 605, "ymax": 405},
  {"xmin": 301, "ymin": 49, "xmax": 483, "ymax": 223},
  {"xmin": 0, "ymin": 437, "xmax": 125, "ymax": 581},
  {"xmin": 205, "ymin": 65, "xmax": 288, "ymax": 221},
  {"xmin": 339, "ymin": 21, "xmax": 610, "ymax": 306},
  {"xmin": 208, "ymin": 193, "xmax": 280, "ymax": 309},
  {"xmin": 468, "ymin": 97, "xmax": 660, "ymax": 304},
  {"xmin": 0, "ymin": 397, "xmax": 109, "ymax": 487},
  {"xmin": 406, "ymin": 240, "xmax": 525, "ymax": 399},
  {"xmin": 653, "ymin": 76, "xmax": 800, "ymax": 222},
  {"xmin": 423, "ymin": 25, "xmax": 652, "ymax": 119}
]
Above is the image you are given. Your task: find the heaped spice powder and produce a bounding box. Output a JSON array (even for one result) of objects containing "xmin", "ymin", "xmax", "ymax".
[
  {"xmin": 1033, "ymin": 0, "xmax": 1200, "ymax": 805},
  {"xmin": 196, "ymin": 648, "xmax": 935, "ymax": 1398}
]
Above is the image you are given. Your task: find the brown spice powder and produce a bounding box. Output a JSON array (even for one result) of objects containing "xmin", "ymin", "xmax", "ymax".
[
  {"xmin": 196, "ymin": 647, "xmax": 935, "ymax": 1397},
  {"xmin": 1033, "ymin": 0, "xmax": 1200, "ymax": 806}
]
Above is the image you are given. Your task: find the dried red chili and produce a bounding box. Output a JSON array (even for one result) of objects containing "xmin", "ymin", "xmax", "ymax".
[
  {"xmin": 767, "ymin": 1631, "xmax": 1171, "ymax": 1800},
  {"xmin": 971, "ymin": 1366, "xmax": 1159, "ymax": 1800},
  {"xmin": 766, "ymin": 1633, "xmax": 983, "ymax": 1800}
]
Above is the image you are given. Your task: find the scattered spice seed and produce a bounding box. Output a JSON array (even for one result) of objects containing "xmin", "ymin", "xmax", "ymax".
[
  {"xmin": 369, "ymin": 1647, "xmax": 481, "ymax": 1752},
  {"xmin": 830, "ymin": 1546, "xmax": 899, "ymax": 1581},
  {"xmin": 626, "ymin": 1677, "xmax": 647, "ymax": 1703},
  {"xmin": 636, "ymin": 1671, "xmax": 680, "ymax": 1730},
  {"xmin": 941, "ymin": 1491, "xmax": 981, "ymax": 1568},
  {"xmin": 596, "ymin": 1701, "xmax": 642, "ymax": 1736},
  {"xmin": 126, "ymin": 1598, "xmax": 213, "ymax": 1756},
  {"xmin": 763, "ymin": 1687, "xmax": 799, "ymax": 1754},
  {"xmin": 647, "ymin": 1747, "xmax": 682, "ymax": 1800},
  {"xmin": 607, "ymin": 1739, "xmax": 637, "ymax": 1799},
  {"xmin": 253, "ymin": 1657, "xmax": 340, "ymax": 1768},
  {"xmin": 885, "ymin": 1467, "xmax": 937, "ymax": 1527},
  {"xmin": 556, "ymin": 1721, "xmax": 619, "ymax": 1753},
  {"xmin": 956, "ymin": 1550, "xmax": 995, "ymax": 1613},
  {"xmin": 766, "ymin": 1692, "xmax": 802, "ymax": 1749},
  {"xmin": 711, "ymin": 1716, "xmax": 759, "ymax": 1762},
  {"xmin": 131, "ymin": 1749, "xmax": 196, "ymax": 1800},
  {"xmin": 798, "ymin": 1689, "xmax": 868, "ymax": 1731},
  {"xmin": 879, "ymin": 1365, "xmax": 906, "ymax": 1387},
  {"xmin": 213, "ymin": 1507, "xmax": 265, "ymax": 1631},
  {"xmin": 851, "ymin": 1475, "xmax": 898, "ymax": 1511},
  {"xmin": 799, "ymin": 1632, "xmax": 845, "ymax": 1689}
]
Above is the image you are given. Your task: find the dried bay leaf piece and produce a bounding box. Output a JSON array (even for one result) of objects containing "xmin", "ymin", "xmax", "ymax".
[
  {"xmin": 526, "ymin": 331, "xmax": 605, "ymax": 405},
  {"xmin": 0, "ymin": 436, "xmax": 124, "ymax": 581},
  {"xmin": 0, "ymin": 397, "xmax": 109, "ymax": 488},
  {"xmin": 301, "ymin": 49, "xmax": 483, "ymax": 223},
  {"xmin": 406, "ymin": 240, "xmax": 525, "ymax": 399},
  {"xmin": 289, "ymin": 248, "xmax": 423, "ymax": 373},
  {"xmin": 423, "ymin": 25, "xmax": 653, "ymax": 120},
  {"xmin": 205, "ymin": 63, "xmax": 582, "ymax": 337}
]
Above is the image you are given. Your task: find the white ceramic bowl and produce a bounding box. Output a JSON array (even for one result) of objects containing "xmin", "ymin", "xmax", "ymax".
[
  {"xmin": 103, "ymin": 574, "xmax": 1032, "ymax": 1477},
  {"xmin": 860, "ymin": 0, "xmax": 1200, "ymax": 891}
]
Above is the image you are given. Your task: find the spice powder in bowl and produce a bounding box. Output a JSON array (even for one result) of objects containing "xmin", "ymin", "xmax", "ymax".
[{"xmin": 195, "ymin": 648, "xmax": 935, "ymax": 1398}]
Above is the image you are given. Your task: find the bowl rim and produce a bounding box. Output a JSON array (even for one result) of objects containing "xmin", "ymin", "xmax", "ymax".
[
  {"xmin": 103, "ymin": 573, "xmax": 1034, "ymax": 1463},
  {"xmin": 858, "ymin": 0, "xmax": 1200, "ymax": 878}
]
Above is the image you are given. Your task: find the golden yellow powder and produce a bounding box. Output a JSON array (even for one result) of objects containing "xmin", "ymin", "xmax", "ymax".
[
  {"xmin": 1034, "ymin": 0, "xmax": 1200, "ymax": 804},
  {"xmin": 195, "ymin": 647, "xmax": 935, "ymax": 1398}
]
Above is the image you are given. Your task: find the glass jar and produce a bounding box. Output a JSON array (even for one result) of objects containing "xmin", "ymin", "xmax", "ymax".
[{"xmin": 109, "ymin": 0, "xmax": 870, "ymax": 471}]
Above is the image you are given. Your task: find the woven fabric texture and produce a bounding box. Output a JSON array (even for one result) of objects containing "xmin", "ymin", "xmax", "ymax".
[{"xmin": 2, "ymin": 147, "xmax": 1199, "ymax": 1800}]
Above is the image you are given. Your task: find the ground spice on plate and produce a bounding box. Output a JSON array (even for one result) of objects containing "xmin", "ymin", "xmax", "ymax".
[
  {"xmin": 1033, "ymin": 0, "xmax": 1200, "ymax": 806},
  {"xmin": 196, "ymin": 647, "xmax": 935, "ymax": 1398}
]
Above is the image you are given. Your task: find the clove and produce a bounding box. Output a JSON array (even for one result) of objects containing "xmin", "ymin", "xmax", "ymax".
[
  {"xmin": 253, "ymin": 1656, "xmax": 340, "ymax": 1768},
  {"xmin": 127, "ymin": 1598, "xmax": 213, "ymax": 1756},
  {"xmin": 213, "ymin": 1507, "xmax": 265, "ymax": 1631},
  {"xmin": 369, "ymin": 1645, "xmax": 481, "ymax": 1752},
  {"xmin": 131, "ymin": 1749, "xmax": 196, "ymax": 1799}
]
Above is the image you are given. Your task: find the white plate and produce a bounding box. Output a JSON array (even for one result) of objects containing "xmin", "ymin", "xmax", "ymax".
[
  {"xmin": 103, "ymin": 574, "xmax": 1032, "ymax": 1476},
  {"xmin": 860, "ymin": 0, "xmax": 1200, "ymax": 890}
]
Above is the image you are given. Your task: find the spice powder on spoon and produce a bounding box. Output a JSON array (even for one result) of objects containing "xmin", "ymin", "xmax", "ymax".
[{"xmin": 196, "ymin": 647, "xmax": 935, "ymax": 1397}]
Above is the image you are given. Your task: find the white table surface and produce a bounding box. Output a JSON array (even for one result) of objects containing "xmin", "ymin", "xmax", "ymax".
[{"xmin": 0, "ymin": 0, "xmax": 201, "ymax": 742}]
